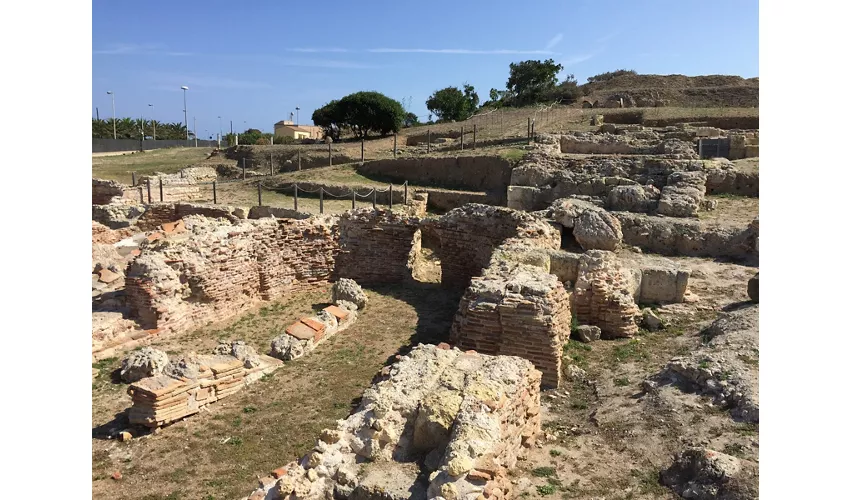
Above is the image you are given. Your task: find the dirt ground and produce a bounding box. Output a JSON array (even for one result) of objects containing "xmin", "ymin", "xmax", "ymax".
[{"xmin": 92, "ymin": 283, "xmax": 463, "ymax": 500}]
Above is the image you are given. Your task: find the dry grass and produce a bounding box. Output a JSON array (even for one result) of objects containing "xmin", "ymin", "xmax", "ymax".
[
  {"xmin": 92, "ymin": 283, "xmax": 462, "ymax": 500},
  {"xmin": 92, "ymin": 147, "xmax": 214, "ymax": 184}
]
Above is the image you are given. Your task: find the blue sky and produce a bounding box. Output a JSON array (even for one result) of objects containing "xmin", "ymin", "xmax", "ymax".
[{"xmin": 92, "ymin": 0, "xmax": 758, "ymax": 136}]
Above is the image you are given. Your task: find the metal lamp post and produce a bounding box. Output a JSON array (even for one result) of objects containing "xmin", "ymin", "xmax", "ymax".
[
  {"xmin": 148, "ymin": 104, "xmax": 155, "ymax": 141},
  {"xmin": 194, "ymin": 116, "xmax": 198, "ymax": 147},
  {"xmin": 181, "ymin": 86, "xmax": 189, "ymax": 141},
  {"xmin": 106, "ymin": 91, "xmax": 116, "ymax": 139},
  {"xmin": 296, "ymin": 106, "xmax": 300, "ymax": 126}
]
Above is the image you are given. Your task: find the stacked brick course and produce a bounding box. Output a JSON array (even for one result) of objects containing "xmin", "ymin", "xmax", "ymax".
[
  {"xmin": 333, "ymin": 209, "xmax": 421, "ymax": 285},
  {"xmin": 572, "ymin": 250, "xmax": 641, "ymax": 339},
  {"xmin": 128, "ymin": 352, "xmax": 282, "ymax": 428}
]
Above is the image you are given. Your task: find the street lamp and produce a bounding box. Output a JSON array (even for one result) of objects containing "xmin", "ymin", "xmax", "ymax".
[
  {"xmin": 148, "ymin": 104, "xmax": 156, "ymax": 141},
  {"xmin": 296, "ymin": 106, "xmax": 300, "ymax": 126},
  {"xmin": 106, "ymin": 91, "xmax": 116, "ymax": 139},
  {"xmin": 218, "ymin": 116, "xmax": 222, "ymax": 140},
  {"xmin": 181, "ymin": 86, "xmax": 189, "ymax": 140}
]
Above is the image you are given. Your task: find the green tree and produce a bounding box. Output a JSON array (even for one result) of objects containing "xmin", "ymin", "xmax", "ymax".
[
  {"xmin": 506, "ymin": 58, "xmax": 564, "ymax": 105},
  {"xmin": 312, "ymin": 99, "xmax": 343, "ymax": 141},
  {"xmin": 403, "ymin": 112, "xmax": 421, "ymax": 128},
  {"xmin": 425, "ymin": 84, "xmax": 479, "ymax": 122},
  {"xmin": 543, "ymin": 73, "xmax": 581, "ymax": 104}
]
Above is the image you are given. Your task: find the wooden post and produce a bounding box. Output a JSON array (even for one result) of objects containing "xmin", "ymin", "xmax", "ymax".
[
  {"xmin": 473, "ymin": 124, "xmax": 477, "ymax": 150},
  {"xmin": 351, "ymin": 189, "xmax": 356, "ymax": 210},
  {"xmin": 213, "ymin": 181, "xmax": 217, "ymax": 204},
  {"xmin": 146, "ymin": 179, "xmax": 152, "ymax": 203},
  {"xmin": 404, "ymin": 182, "xmax": 408, "ymax": 204},
  {"xmin": 328, "ymin": 142, "xmax": 332, "ymax": 166},
  {"xmin": 389, "ymin": 184, "xmax": 393, "ymax": 211},
  {"xmin": 131, "ymin": 172, "xmax": 136, "ymax": 186},
  {"xmin": 527, "ymin": 117, "xmax": 531, "ymax": 144},
  {"xmin": 319, "ymin": 188, "xmax": 324, "ymax": 214},
  {"xmin": 393, "ymin": 133, "xmax": 397, "ymax": 158},
  {"xmin": 139, "ymin": 186, "xmax": 144, "ymax": 203},
  {"xmin": 258, "ymin": 182, "xmax": 262, "ymax": 206},
  {"xmin": 460, "ymin": 126, "xmax": 464, "ymax": 150},
  {"xmin": 297, "ymin": 149, "xmax": 302, "ymax": 171},
  {"xmin": 361, "ymin": 138, "xmax": 365, "ymax": 163},
  {"xmin": 270, "ymin": 153, "xmax": 274, "ymax": 176},
  {"xmin": 427, "ymin": 130, "xmax": 431, "ymax": 153},
  {"xmin": 372, "ymin": 189, "xmax": 377, "ymax": 210},
  {"xmin": 294, "ymin": 184, "xmax": 298, "ymax": 211},
  {"xmin": 159, "ymin": 178, "xmax": 163, "ymax": 202},
  {"xmin": 531, "ymin": 120, "xmax": 535, "ymax": 143},
  {"xmin": 242, "ymin": 158, "xmax": 246, "ymax": 180}
]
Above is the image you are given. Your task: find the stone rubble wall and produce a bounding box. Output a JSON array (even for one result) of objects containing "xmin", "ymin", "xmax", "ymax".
[
  {"xmin": 128, "ymin": 351, "xmax": 282, "ymax": 429},
  {"xmin": 93, "ymin": 178, "xmax": 144, "ymax": 205},
  {"xmin": 615, "ymin": 212, "xmax": 758, "ymax": 259},
  {"xmin": 242, "ymin": 344, "xmax": 541, "ymax": 500},
  {"xmin": 125, "ymin": 215, "xmax": 339, "ymax": 333},
  {"xmin": 357, "ymin": 155, "xmax": 514, "ymax": 194},
  {"xmin": 333, "ymin": 209, "xmax": 422, "ymax": 285}
]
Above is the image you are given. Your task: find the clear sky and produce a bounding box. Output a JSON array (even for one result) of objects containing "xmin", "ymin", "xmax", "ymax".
[{"xmin": 92, "ymin": 0, "xmax": 758, "ymax": 136}]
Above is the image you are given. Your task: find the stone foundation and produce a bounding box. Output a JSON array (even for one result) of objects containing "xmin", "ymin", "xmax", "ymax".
[
  {"xmin": 334, "ymin": 209, "xmax": 421, "ymax": 285},
  {"xmin": 242, "ymin": 344, "xmax": 541, "ymax": 500},
  {"xmin": 572, "ymin": 250, "xmax": 641, "ymax": 339}
]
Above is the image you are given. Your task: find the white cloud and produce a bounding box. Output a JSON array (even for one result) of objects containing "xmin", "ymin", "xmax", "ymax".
[
  {"xmin": 94, "ymin": 43, "xmax": 192, "ymax": 56},
  {"xmin": 545, "ymin": 34, "xmax": 564, "ymax": 51},
  {"xmin": 561, "ymin": 53, "xmax": 594, "ymax": 66},
  {"xmin": 285, "ymin": 48, "xmax": 350, "ymax": 53},
  {"xmin": 368, "ymin": 48, "xmax": 558, "ymax": 55}
]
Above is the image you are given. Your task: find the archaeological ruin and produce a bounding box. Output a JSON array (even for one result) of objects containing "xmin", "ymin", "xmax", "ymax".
[{"xmin": 92, "ymin": 117, "xmax": 759, "ymax": 500}]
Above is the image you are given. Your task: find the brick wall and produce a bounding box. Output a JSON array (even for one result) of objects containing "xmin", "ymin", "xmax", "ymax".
[
  {"xmin": 572, "ymin": 250, "xmax": 641, "ymax": 339},
  {"xmin": 450, "ymin": 266, "xmax": 571, "ymax": 388},
  {"xmin": 431, "ymin": 204, "xmax": 560, "ymax": 289},
  {"xmin": 333, "ymin": 209, "xmax": 421, "ymax": 285},
  {"xmin": 125, "ymin": 216, "xmax": 339, "ymax": 332}
]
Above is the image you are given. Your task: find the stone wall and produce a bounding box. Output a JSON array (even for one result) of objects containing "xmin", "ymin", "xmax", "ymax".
[
  {"xmin": 430, "ymin": 204, "xmax": 560, "ymax": 289},
  {"xmin": 93, "ymin": 178, "xmax": 143, "ymax": 205},
  {"xmin": 243, "ymin": 344, "xmax": 541, "ymax": 500},
  {"xmin": 333, "ymin": 209, "xmax": 421, "ymax": 285},
  {"xmin": 358, "ymin": 156, "xmax": 513, "ymax": 194},
  {"xmin": 125, "ymin": 215, "xmax": 339, "ymax": 332},
  {"xmin": 615, "ymin": 212, "xmax": 758, "ymax": 259},
  {"xmin": 450, "ymin": 263, "xmax": 572, "ymax": 388}
]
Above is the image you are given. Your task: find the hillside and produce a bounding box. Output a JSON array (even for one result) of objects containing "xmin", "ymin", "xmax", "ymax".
[{"xmin": 580, "ymin": 73, "xmax": 759, "ymax": 108}]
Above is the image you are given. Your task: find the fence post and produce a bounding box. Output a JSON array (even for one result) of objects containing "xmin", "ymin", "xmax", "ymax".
[
  {"xmin": 531, "ymin": 120, "xmax": 535, "ymax": 143},
  {"xmin": 270, "ymin": 153, "xmax": 274, "ymax": 176},
  {"xmin": 393, "ymin": 133, "xmax": 397, "ymax": 158},
  {"xmin": 473, "ymin": 124, "xmax": 477, "ymax": 150},
  {"xmin": 146, "ymin": 179, "xmax": 152, "ymax": 204},
  {"xmin": 527, "ymin": 117, "xmax": 531, "ymax": 144},
  {"xmin": 427, "ymin": 130, "xmax": 431, "ymax": 153},
  {"xmin": 389, "ymin": 184, "xmax": 393, "ymax": 211},
  {"xmin": 319, "ymin": 188, "xmax": 324, "ymax": 214},
  {"xmin": 328, "ymin": 142, "xmax": 332, "ymax": 166},
  {"xmin": 460, "ymin": 126, "xmax": 464, "ymax": 150},
  {"xmin": 352, "ymin": 189, "xmax": 356, "ymax": 210},
  {"xmin": 361, "ymin": 138, "xmax": 365, "ymax": 164},
  {"xmin": 159, "ymin": 178, "xmax": 163, "ymax": 202},
  {"xmin": 131, "ymin": 172, "xmax": 136, "ymax": 186},
  {"xmin": 297, "ymin": 149, "xmax": 302, "ymax": 171},
  {"xmin": 372, "ymin": 189, "xmax": 377, "ymax": 210},
  {"xmin": 242, "ymin": 158, "xmax": 246, "ymax": 180},
  {"xmin": 139, "ymin": 186, "xmax": 144, "ymax": 203},
  {"xmin": 404, "ymin": 182, "xmax": 408, "ymax": 204},
  {"xmin": 258, "ymin": 182, "xmax": 262, "ymax": 206},
  {"xmin": 213, "ymin": 181, "xmax": 217, "ymax": 204},
  {"xmin": 294, "ymin": 184, "xmax": 298, "ymax": 211}
]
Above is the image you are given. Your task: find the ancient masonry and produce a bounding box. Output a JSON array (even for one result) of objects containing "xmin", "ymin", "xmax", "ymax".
[
  {"xmin": 127, "ymin": 343, "xmax": 282, "ymax": 428},
  {"xmin": 243, "ymin": 344, "xmax": 541, "ymax": 500},
  {"xmin": 572, "ymin": 250, "xmax": 641, "ymax": 339}
]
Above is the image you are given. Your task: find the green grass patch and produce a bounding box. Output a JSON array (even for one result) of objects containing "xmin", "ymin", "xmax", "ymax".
[
  {"xmin": 549, "ymin": 449, "xmax": 562, "ymax": 457},
  {"xmin": 612, "ymin": 339, "xmax": 647, "ymax": 363},
  {"xmin": 532, "ymin": 466, "xmax": 556, "ymax": 478},
  {"xmin": 536, "ymin": 484, "xmax": 557, "ymax": 496},
  {"xmin": 614, "ymin": 377, "xmax": 630, "ymax": 387}
]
